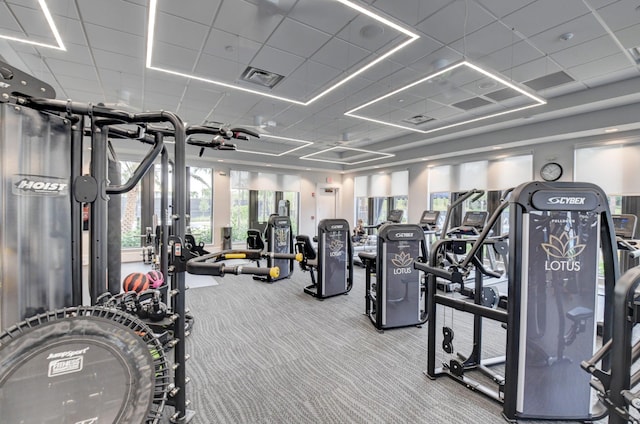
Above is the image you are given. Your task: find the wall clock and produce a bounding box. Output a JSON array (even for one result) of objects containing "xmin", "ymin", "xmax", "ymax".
[{"xmin": 540, "ymin": 162, "xmax": 563, "ymax": 182}]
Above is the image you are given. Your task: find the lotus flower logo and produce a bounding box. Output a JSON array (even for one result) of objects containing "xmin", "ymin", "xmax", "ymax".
[
  {"xmin": 276, "ymin": 229, "xmax": 287, "ymax": 246},
  {"xmin": 329, "ymin": 239, "xmax": 343, "ymax": 253},
  {"xmin": 541, "ymin": 233, "xmax": 585, "ymax": 259},
  {"xmin": 391, "ymin": 251, "xmax": 413, "ymax": 267}
]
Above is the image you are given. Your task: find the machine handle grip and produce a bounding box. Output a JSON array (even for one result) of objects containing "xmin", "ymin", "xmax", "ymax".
[
  {"xmin": 265, "ymin": 252, "xmax": 303, "ymax": 262},
  {"xmin": 186, "ymin": 259, "xmax": 279, "ymax": 278}
]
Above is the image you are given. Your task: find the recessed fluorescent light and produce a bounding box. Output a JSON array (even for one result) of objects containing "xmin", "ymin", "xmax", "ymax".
[
  {"xmin": 234, "ymin": 134, "xmax": 313, "ymax": 157},
  {"xmin": 145, "ymin": 0, "xmax": 418, "ymax": 105},
  {"xmin": 604, "ymin": 128, "xmax": 619, "ymax": 133},
  {"xmin": 0, "ymin": 0, "xmax": 66, "ymax": 50},
  {"xmin": 300, "ymin": 146, "xmax": 394, "ymax": 165},
  {"xmin": 345, "ymin": 60, "xmax": 546, "ymax": 134}
]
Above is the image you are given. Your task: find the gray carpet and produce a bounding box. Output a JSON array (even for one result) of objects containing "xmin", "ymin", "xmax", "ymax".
[{"xmin": 182, "ymin": 266, "xmax": 605, "ymax": 424}]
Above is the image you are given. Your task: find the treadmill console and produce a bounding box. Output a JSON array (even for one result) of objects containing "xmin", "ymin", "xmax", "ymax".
[
  {"xmin": 420, "ymin": 210, "xmax": 441, "ymax": 231},
  {"xmin": 461, "ymin": 211, "xmax": 488, "ymax": 230},
  {"xmin": 612, "ymin": 214, "xmax": 637, "ymax": 239},
  {"xmin": 387, "ymin": 209, "xmax": 404, "ymax": 223}
]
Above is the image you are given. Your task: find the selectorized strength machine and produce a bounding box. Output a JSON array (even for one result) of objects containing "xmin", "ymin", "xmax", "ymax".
[
  {"xmin": 414, "ymin": 181, "xmax": 619, "ymax": 422},
  {"xmin": 359, "ymin": 223, "xmax": 428, "ymax": 331},
  {"xmin": 253, "ymin": 214, "xmax": 296, "ymax": 283},
  {"xmin": 0, "ymin": 60, "xmax": 273, "ymax": 423},
  {"xmin": 295, "ymin": 219, "xmax": 354, "ymax": 299}
]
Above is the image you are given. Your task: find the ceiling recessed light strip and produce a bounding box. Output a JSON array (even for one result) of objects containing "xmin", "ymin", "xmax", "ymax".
[
  {"xmin": 300, "ymin": 146, "xmax": 394, "ymax": 165},
  {"xmin": 234, "ymin": 134, "xmax": 314, "ymax": 157},
  {"xmin": 145, "ymin": 0, "xmax": 418, "ymax": 106},
  {"xmin": 0, "ymin": 0, "xmax": 65, "ymax": 50},
  {"xmin": 344, "ymin": 60, "xmax": 546, "ymax": 135}
]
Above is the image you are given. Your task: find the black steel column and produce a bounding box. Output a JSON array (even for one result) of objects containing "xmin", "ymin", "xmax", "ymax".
[
  {"xmin": 89, "ymin": 123, "xmax": 109, "ymax": 304},
  {"xmin": 70, "ymin": 115, "xmax": 84, "ymax": 306}
]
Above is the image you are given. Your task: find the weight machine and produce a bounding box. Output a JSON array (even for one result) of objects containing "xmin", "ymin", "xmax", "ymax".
[
  {"xmin": 359, "ymin": 223, "xmax": 428, "ymax": 331},
  {"xmin": 415, "ymin": 181, "xmax": 618, "ymax": 422},
  {"xmin": 295, "ymin": 218, "xmax": 354, "ymax": 299}
]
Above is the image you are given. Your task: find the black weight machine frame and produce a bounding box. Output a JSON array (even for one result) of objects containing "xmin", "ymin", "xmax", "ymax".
[
  {"xmin": 295, "ymin": 218, "xmax": 354, "ymax": 299},
  {"xmin": 415, "ymin": 181, "xmax": 619, "ymax": 422}
]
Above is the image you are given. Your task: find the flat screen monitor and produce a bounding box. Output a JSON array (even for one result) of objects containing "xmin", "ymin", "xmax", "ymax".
[
  {"xmin": 462, "ymin": 211, "xmax": 488, "ymax": 229},
  {"xmin": 612, "ymin": 214, "xmax": 637, "ymax": 239}
]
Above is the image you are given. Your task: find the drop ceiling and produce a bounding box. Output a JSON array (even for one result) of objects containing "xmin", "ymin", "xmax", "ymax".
[{"xmin": 0, "ymin": 0, "xmax": 639, "ymax": 171}]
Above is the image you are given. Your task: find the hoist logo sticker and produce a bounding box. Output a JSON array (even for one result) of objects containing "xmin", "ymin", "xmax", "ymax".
[{"xmin": 13, "ymin": 175, "xmax": 68, "ymax": 196}]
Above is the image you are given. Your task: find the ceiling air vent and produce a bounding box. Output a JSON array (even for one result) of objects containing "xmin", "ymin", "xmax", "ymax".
[
  {"xmin": 240, "ymin": 66, "xmax": 284, "ymax": 88},
  {"xmin": 452, "ymin": 97, "xmax": 493, "ymax": 111},
  {"xmin": 402, "ymin": 114, "xmax": 434, "ymax": 125},
  {"xmin": 524, "ymin": 71, "xmax": 574, "ymax": 91}
]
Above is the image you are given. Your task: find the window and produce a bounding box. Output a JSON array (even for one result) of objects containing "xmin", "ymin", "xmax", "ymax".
[
  {"xmin": 231, "ymin": 188, "xmax": 249, "ymax": 242},
  {"xmin": 282, "ymin": 191, "xmax": 299, "ymax": 235},
  {"xmin": 257, "ymin": 190, "xmax": 276, "ymax": 223},
  {"xmin": 371, "ymin": 197, "xmax": 388, "ymax": 225},
  {"xmin": 392, "ymin": 195, "xmax": 408, "ymax": 223},
  {"xmin": 120, "ymin": 161, "xmax": 142, "ymax": 248},
  {"xmin": 356, "ymin": 196, "xmax": 368, "ymax": 226},
  {"xmin": 188, "ymin": 167, "xmax": 213, "ymax": 244}
]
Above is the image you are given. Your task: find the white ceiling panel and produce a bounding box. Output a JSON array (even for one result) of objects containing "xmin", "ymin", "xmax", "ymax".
[
  {"xmin": 194, "ymin": 53, "xmax": 244, "ymax": 82},
  {"xmin": 510, "ymin": 57, "xmax": 563, "ymax": 84},
  {"xmin": 98, "ymin": 68, "xmax": 142, "ymax": 89},
  {"xmin": 92, "ymin": 48, "xmax": 144, "ymax": 76},
  {"xmin": 311, "ymin": 37, "xmax": 371, "ymax": 71},
  {"xmin": 287, "ymin": 0, "xmax": 358, "ymax": 35},
  {"xmin": 44, "ymin": 57, "xmax": 96, "ymax": 80},
  {"xmin": 144, "ymin": 92, "xmax": 180, "ymax": 111},
  {"xmin": 272, "ymin": 76, "xmax": 321, "ymax": 99},
  {"xmin": 358, "ymin": 57, "xmax": 404, "ymax": 83},
  {"xmin": 44, "ymin": 0, "xmax": 78, "ymax": 19},
  {"xmin": 158, "ymin": 0, "xmax": 221, "ymax": 26},
  {"xmin": 415, "ymin": 0, "xmax": 495, "ymax": 45},
  {"xmin": 450, "ymin": 21, "xmax": 519, "ymax": 59},
  {"xmin": 77, "ymin": 0, "xmax": 146, "ymax": 36},
  {"xmin": 84, "ymin": 23, "xmax": 145, "ymax": 57},
  {"xmin": 613, "ymin": 23, "xmax": 640, "ymax": 49},
  {"xmin": 585, "ymin": 0, "xmax": 622, "ymax": 9},
  {"xmin": 0, "ymin": 3, "xmax": 25, "ymax": 34},
  {"xmin": 551, "ymin": 35, "xmax": 622, "ymax": 69},
  {"xmin": 286, "ymin": 60, "xmax": 343, "ymax": 90},
  {"xmin": 213, "ymin": 0, "xmax": 284, "ymax": 44},
  {"xmin": 501, "ymin": 0, "xmax": 591, "ymax": 38},
  {"xmin": 144, "ymin": 76, "xmax": 188, "ymax": 98},
  {"xmin": 151, "ymin": 41, "xmax": 200, "ymax": 73},
  {"xmin": 55, "ymin": 74, "xmax": 100, "ymax": 94},
  {"xmin": 408, "ymin": 46, "xmax": 463, "ymax": 74},
  {"xmin": 528, "ymin": 13, "xmax": 608, "ymax": 55},
  {"xmin": 250, "ymin": 45, "xmax": 305, "ymax": 78},
  {"xmin": 266, "ymin": 18, "xmax": 331, "ymax": 58},
  {"xmin": 373, "ymin": 0, "xmax": 452, "ymax": 27},
  {"xmin": 567, "ymin": 52, "xmax": 631, "ymax": 80},
  {"xmin": 202, "ymin": 28, "xmax": 262, "ymax": 64},
  {"xmin": 475, "ymin": 41, "xmax": 543, "ymax": 74},
  {"xmin": 596, "ymin": 0, "xmax": 640, "ymax": 31},
  {"xmin": 7, "ymin": 3, "xmax": 58, "ymax": 45},
  {"xmin": 474, "ymin": 0, "xmax": 535, "ymax": 18},
  {"xmin": 182, "ymin": 84, "xmax": 225, "ymax": 108},
  {"xmin": 383, "ymin": 36, "xmax": 444, "ymax": 67},
  {"xmin": 336, "ymin": 14, "xmax": 404, "ymax": 53},
  {"xmin": 154, "ymin": 12, "xmax": 209, "ymax": 52},
  {"xmin": 65, "ymin": 87, "xmax": 104, "ymax": 103}
]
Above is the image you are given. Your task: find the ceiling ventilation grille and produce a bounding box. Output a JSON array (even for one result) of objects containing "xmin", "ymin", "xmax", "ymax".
[
  {"xmin": 240, "ymin": 66, "xmax": 284, "ymax": 88},
  {"xmin": 402, "ymin": 114, "xmax": 434, "ymax": 125},
  {"xmin": 524, "ymin": 71, "xmax": 574, "ymax": 91}
]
